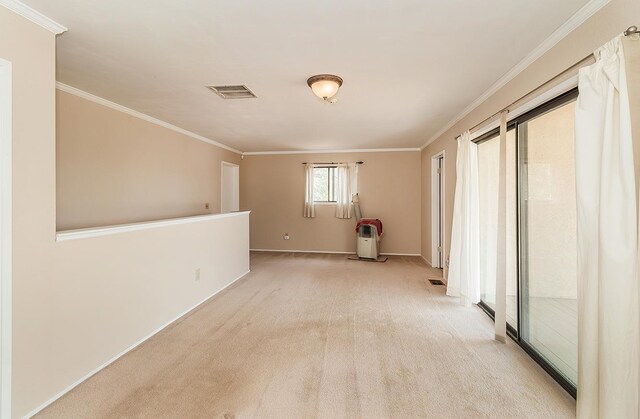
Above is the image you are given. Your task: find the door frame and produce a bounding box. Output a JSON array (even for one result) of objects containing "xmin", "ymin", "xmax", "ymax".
[
  {"xmin": 0, "ymin": 58, "xmax": 13, "ymax": 419},
  {"xmin": 431, "ymin": 151, "xmax": 445, "ymax": 268},
  {"xmin": 220, "ymin": 161, "xmax": 239, "ymax": 213}
]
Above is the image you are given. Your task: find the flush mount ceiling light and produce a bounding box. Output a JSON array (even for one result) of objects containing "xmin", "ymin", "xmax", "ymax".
[{"xmin": 307, "ymin": 74, "xmax": 343, "ymax": 102}]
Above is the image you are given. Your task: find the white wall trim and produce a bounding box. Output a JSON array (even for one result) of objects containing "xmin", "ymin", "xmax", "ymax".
[
  {"xmin": 380, "ymin": 253, "xmax": 422, "ymax": 257},
  {"xmin": 243, "ymin": 148, "xmax": 420, "ymax": 156},
  {"xmin": 250, "ymin": 248, "xmax": 421, "ymax": 257},
  {"xmin": 56, "ymin": 211, "xmax": 251, "ymax": 242},
  {"xmin": 420, "ymin": 0, "xmax": 610, "ymax": 150},
  {"xmin": 0, "ymin": 0, "xmax": 67, "ymax": 34},
  {"xmin": 251, "ymin": 248, "xmax": 354, "ymax": 255},
  {"xmin": 23, "ymin": 269, "xmax": 251, "ymax": 419},
  {"xmin": 0, "ymin": 59, "xmax": 12, "ymax": 419},
  {"xmin": 56, "ymin": 82, "xmax": 243, "ymax": 155}
]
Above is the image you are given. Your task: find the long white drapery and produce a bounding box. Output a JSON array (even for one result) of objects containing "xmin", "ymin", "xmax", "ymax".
[
  {"xmin": 303, "ymin": 163, "xmax": 315, "ymax": 218},
  {"xmin": 494, "ymin": 111, "xmax": 508, "ymax": 343},
  {"xmin": 447, "ymin": 131, "xmax": 481, "ymax": 306},
  {"xmin": 575, "ymin": 36, "xmax": 639, "ymax": 418},
  {"xmin": 335, "ymin": 163, "xmax": 358, "ymax": 219}
]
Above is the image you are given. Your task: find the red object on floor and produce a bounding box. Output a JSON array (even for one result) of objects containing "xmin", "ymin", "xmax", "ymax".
[{"xmin": 355, "ymin": 218, "xmax": 383, "ymax": 236}]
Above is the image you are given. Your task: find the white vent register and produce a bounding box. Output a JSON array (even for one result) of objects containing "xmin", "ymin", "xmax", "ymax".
[{"xmin": 206, "ymin": 85, "xmax": 257, "ymax": 99}]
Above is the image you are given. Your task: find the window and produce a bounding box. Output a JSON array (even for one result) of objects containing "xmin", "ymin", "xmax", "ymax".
[{"xmin": 313, "ymin": 166, "xmax": 337, "ymax": 202}]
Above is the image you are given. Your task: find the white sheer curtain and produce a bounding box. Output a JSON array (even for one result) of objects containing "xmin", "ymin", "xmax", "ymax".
[
  {"xmin": 303, "ymin": 163, "xmax": 315, "ymax": 218},
  {"xmin": 335, "ymin": 163, "xmax": 358, "ymax": 219},
  {"xmin": 447, "ymin": 131, "xmax": 481, "ymax": 306},
  {"xmin": 575, "ymin": 36, "xmax": 639, "ymax": 418},
  {"xmin": 494, "ymin": 111, "xmax": 508, "ymax": 343}
]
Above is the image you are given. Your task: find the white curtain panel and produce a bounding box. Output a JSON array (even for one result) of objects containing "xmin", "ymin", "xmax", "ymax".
[
  {"xmin": 303, "ymin": 163, "xmax": 315, "ymax": 218},
  {"xmin": 494, "ymin": 111, "xmax": 508, "ymax": 343},
  {"xmin": 575, "ymin": 36, "xmax": 639, "ymax": 418},
  {"xmin": 350, "ymin": 162, "xmax": 359, "ymax": 197},
  {"xmin": 447, "ymin": 131, "xmax": 481, "ymax": 306},
  {"xmin": 335, "ymin": 163, "xmax": 355, "ymax": 219}
]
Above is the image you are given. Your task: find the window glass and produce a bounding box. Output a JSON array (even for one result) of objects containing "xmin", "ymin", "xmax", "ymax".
[
  {"xmin": 313, "ymin": 167, "xmax": 337, "ymax": 202},
  {"xmin": 519, "ymin": 100, "xmax": 578, "ymax": 385}
]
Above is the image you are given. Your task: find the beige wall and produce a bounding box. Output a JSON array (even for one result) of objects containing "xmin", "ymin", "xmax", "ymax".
[
  {"xmin": 56, "ymin": 90, "xmax": 241, "ymax": 230},
  {"xmin": 421, "ymin": 0, "xmax": 640, "ymax": 274},
  {"xmin": 241, "ymin": 152, "xmax": 422, "ymax": 255},
  {"xmin": 1, "ymin": 7, "xmax": 250, "ymax": 417}
]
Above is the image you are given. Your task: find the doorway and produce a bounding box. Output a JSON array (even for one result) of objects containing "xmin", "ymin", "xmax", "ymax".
[
  {"xmin": 0, "ymin": 58, "xmax": 12, "ymax": 418},
  {"xmin": 431, "ymin": 151, "xmax": 445, "ymax": 269},
  {"xmin": 221, "ymin": 161, "xmax": 239, "ymax": 213}
]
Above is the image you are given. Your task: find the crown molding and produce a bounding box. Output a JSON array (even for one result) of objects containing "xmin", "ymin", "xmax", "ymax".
[
  {"xmin": 56, "ymin": 82, "xmax": 243, "ymax": 155},
  {"xmin": 242, "ymin": 147, "xmax": 421, "ymax": 156},
  {"xmin": 420, "ymin": 0, "xmax": 610, "ymax": 150},
  {"xmin": 56, "ymin": 83, "xmax": 419, "ymax": 156},
  {"xmin": 0, "ymin": 0, "xmax": 67, "ymax": 34}
]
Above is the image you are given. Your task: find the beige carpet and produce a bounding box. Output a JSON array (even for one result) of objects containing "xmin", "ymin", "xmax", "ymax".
[{"xmin": 37, "ymin": 252, "xmax": 575, "ymax": 418}]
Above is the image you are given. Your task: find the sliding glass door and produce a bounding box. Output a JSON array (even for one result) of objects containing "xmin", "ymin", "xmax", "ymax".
[
  {"xmin": 518, "ymin": 92, "xmax": 578, "ymax": 387},
  {"xmin": 475, "ymin": 89, "xmax": 579, "ymax": 395}
]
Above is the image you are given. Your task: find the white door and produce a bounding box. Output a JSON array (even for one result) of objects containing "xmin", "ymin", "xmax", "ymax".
[
  {"xmin": 221, "ymin": 162, "xmax": 239, "ymax": 213},
  {"xmin": 431, "ymin": 152, "xmax": 445, "ymax": 269}
]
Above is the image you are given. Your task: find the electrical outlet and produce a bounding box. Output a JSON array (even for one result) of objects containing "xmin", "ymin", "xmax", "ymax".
[
  {"xmin": 195, "ymin": 268, "xmax": 201, "ymax": 281},
  {"xmin": 284, "ymin": 233, "xmax": 290, "ymax": 240}
]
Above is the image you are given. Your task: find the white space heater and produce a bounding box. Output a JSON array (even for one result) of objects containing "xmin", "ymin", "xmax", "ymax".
[
  {"xmin": 352, "ymin": 194, "xmax": 383, "ymax": 260},
  {"xmin": 357, "ymin": 223, "xmax": 380, "ymax": 259}
]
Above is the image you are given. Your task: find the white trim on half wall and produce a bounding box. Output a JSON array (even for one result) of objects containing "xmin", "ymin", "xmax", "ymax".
[{"xmin": 56, "ymin": 211, "xmax": 251, "ymax": 242}]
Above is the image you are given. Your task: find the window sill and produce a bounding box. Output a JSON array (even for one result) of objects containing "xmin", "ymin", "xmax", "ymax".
[{"xmin": 314, "ymin": 202, "xmax": 337, "ymax": 206}]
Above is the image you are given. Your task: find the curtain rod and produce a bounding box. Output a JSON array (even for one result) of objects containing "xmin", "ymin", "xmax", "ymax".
[
  {"xmin": 301, "ymin": 161, "xmax": 364, "ymax": 165},
  {"xmin": 456, "ymin": 25, "xmax": 638, "ymax": 139}
]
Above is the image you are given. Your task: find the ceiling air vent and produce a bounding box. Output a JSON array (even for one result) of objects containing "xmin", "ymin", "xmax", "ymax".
[{"xmin": 206, "ymin": 85, "xmax": 257, "ymax": 99}]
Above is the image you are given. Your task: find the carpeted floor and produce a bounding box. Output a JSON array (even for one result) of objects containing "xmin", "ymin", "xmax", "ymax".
[{"xmin": 37, "ymin": 252, "xmax": 575, "ymax": 418}]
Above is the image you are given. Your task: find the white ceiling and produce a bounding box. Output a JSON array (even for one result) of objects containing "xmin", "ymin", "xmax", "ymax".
[{"xmin": 25, "ymin": 0, "xmax": 590, "ymax": 152}]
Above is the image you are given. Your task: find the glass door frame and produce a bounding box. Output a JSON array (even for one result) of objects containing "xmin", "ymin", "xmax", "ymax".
[{"xmin": 474, "ymin": 87, "xmax": 579, "ymax": 398}]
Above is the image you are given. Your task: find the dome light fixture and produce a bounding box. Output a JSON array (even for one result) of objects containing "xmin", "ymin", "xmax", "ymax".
[{"xmin": 307, "ymin": 74, "xmax": 343, "ymax": 102}]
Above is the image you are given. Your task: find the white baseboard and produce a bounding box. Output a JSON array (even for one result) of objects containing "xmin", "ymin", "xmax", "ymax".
[
  {"xmin": 24, "ymin": 269, "xmax": 251, "ymax": 419},
  {"xmin": 251, "ymin": 248, "xmax": 354, "ymax": 255},
  {"xmin": 421, "ymin": 255, "xmax": 432, "ymax": 266},
  {"xmin": 250, "ymin": 248, "xmax": 421, "ymax": 257}
]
